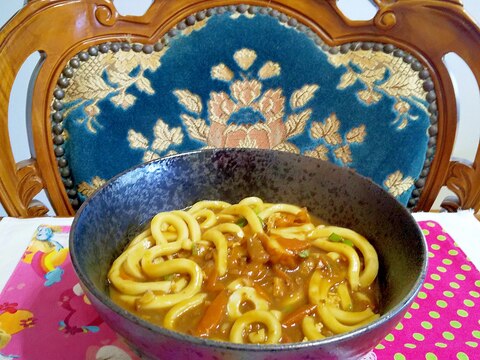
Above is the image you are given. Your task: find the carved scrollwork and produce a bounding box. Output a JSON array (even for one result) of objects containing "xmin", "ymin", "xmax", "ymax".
[
  {"xmin": 16, "ymin": 160, "xmax": 49, "ymax": 217},
  {"xmin": 442, "ymin": 160, "xmax": 480, "ymax": 212},
  {"xmin": 95, "ymin": 2, "xmax": 118, "ymax": 27}
]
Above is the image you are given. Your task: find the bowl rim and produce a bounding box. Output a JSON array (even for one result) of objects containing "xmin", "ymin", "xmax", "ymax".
[{"xmin": 69, "ymin": 148, "xmax": 428, "ymax": 351}]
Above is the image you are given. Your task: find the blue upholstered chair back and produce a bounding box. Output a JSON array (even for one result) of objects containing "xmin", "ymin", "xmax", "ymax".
[{"xmin": 52, "ymin": 6, "xmax": 435, "ymax": 210}]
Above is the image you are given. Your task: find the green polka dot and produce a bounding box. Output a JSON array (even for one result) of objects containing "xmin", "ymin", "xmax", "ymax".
[
  {"xmin": 466, "ymin": 341, "xmax": 478, "ymax": 348},
  {"xmin": 413, "ymin": 333, "xmax": 425, "ymax": 341},
  {"xmin": 418, "ymin": 291, "xmax": 427, "ymax": 299},
  {"xmin": 437, "ymin": 266, "xmax": 447, "ymax": 273},
  {"xmin": 437, "ymin": 235, "xmax": 446, "ymax": 241},
  {"xmin": 426, "ymin": 222, "xmax": 435, "ymax": 227},
  {"xmin": 421, "ymin": 321, "xmax": 433, "ymax": 330},
  {"xmin": 470, "ymin": 290, "xmax": 479, "ymax": 298},
  {"xmin": 450, "ymin": 320, "xmax": 462, "ymax": 329},
  {"xmin": 443, "ymin": 258, "xmax": 453, "ymax": 265},
  {"xmin": 461, "ymin": 265, "xmax": 472, "ymax": 271},
  {"xmin": 394, "ymin": 354, "xmax": 406, "ymax": 360},
  {"xmin": 404, "ymin": 311, "xmax": 412, "ymax": 319},
  {"xmin": 385, "ymin": 333, "xmax": 395, "ymax": 342},
  {"xmin": 375, "ymin": 343, "xmax": 385, "ymax": 350},
  {"xmin": 426, "ymin": 353, "xmax": 438, "ymax": 360},
  {"xmin": 448, "ymin": 249, "xmax": 458, "ymax": 256},
  {"xmin": 431, "ymin": 244, "xmax": 440, "ymax": 250},
  {"xmin": 411, "ymin": 302, "xmax": 420, "ymax": 310},
  {"xmin": 395, "ymin": 322, "xmax": 404, "ymax": 330},
  {"xmin": 435, "ymin": 342, "xmax": 448, "ymax": 348},
  {"xmin": 464, "ymin": 299, "xmax": 474, "ymax": 307},
  {"xmin": 404, "ymin": 343, "xmax": 416, "ymax": 349},
  {"xmin": 437, "ymin": 300, "xmax": 448, "ymax": 308},
  {"xmin": 456, "ymin": 274, "xmax": 466, "ymax": 281},
  {"xmin": 443, "ymin": 290, "xmax": 454, "ymax": 298},
  {"xmin": 475, "ymin": 280, "xmax": 480, "ymax": 287},
  {"xmin": 424, "ymin": 283, "xmax": 434, "ymax": 290},
  {"xmin": 457, "ymin": 352, "xmax": 469, "ymax": 360},
  {"xmin": 422, "ymin": 229, "xmax": 430, "ymax": 235},
  {"xmin": 429, "ymin": 311, "xmax": 440, "ymax": 319},
  {"xmin": 431, "ymin": 274, "xmax": 441, "ymax": 281},
  {"xmin": 428, "ymin": 252, "xmax": 435, "ymax": 258},
  {"xmin": 473, "ymin": 330, "xmax": 480, "ymax": 339},
  {"xmin": 443, "ymin": 331, "xmax": 455, "ymax": 340},
  {"xmin": 450, "ymin": 282, "xmax": 460, "ymax": 289},
  {"xmin": 457, "ymin": 309, "xmax": 468, "ymax": 317}
]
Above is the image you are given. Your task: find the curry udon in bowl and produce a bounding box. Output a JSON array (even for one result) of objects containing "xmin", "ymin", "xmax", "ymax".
[{"xmin": 70, "ymin": 148, "xmax": 427, "ymax": 360}]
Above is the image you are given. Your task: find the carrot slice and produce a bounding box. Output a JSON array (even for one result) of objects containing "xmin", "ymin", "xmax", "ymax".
[
  {"xmin": 194, "ymin": 289, "xmax": 229, "ymax": 337},
  {"xmin": 205, "ymin": 267, "xmax": 224, "ymax": 292},
  {"xmin": 275, "ymin": 237, "xmax": 310, "ymax": 251},
  {"xmin": 281, "ymin": 303, "xmax": 318, "ymax": 327}
]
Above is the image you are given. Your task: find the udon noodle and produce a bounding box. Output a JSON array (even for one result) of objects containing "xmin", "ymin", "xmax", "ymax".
[{"xmin": 108, "ymin": 197, "xmax": 380, "ymax": 344}]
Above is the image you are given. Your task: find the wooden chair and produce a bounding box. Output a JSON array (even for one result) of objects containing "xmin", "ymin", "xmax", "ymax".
[{"xmin": 0, "ymin": 0, "xmax": 479, "ymax": 217}]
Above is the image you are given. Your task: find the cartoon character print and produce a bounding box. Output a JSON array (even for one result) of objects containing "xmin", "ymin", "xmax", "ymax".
[
  {"xmin": 0, "ymin": 302, "xmax": 35, "ymax": 355},
  {"xmin": 22, "ymin": 226, "xmax": 69, "ymax": 287},
  {"xmin": 58, "ymin": 283, "xmax": 103, "ymax": 335}
]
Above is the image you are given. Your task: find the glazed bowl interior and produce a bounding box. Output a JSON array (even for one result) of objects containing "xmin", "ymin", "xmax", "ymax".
[{"xmin": 70, "ymin": 148, "xmax": 427, "ymax": 359}]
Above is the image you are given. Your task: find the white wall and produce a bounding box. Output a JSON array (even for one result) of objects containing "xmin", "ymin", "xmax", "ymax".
[{"xmin": 1, "ymin": 0, "xmax": 479, "ymax": 216}]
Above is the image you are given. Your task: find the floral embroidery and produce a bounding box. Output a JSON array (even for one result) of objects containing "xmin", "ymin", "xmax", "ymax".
[
  {"xmin": 384, "ymin": 171, "xmax": 415, "ymax": 196},
  {"xmin": 77, "ymin": 176, "xmax": 107, "ymax": 198},
  {"xmin": 327, "ymin": 51, "xmax": 427, "ymax": 130},
  {"xmin": 128, "ymin": 119, "xmax": 183, "ymax": 161},
  {"xmin": 62, "ymin": 48, "xmax": 167, "ymax": 133},
  {"xmin": 308, "ymin": 113, "xmax": 366, "ymax": 164},
  {"xmin": 171, "ymin": 48, "xmax": 319, "ymax": 153}
]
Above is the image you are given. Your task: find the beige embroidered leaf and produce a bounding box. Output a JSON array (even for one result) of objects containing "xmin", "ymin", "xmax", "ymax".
[
  {"xmin": 111, "ymin": 92, "xmax": 136, "ymax": 110},
  {"xmin": 290, "ymin": 85, "xmax": 319, "ymax": 109},
  {"xmin": 211, "ymin": 63, "xmax": 234, "ymax": 82},
  {"xmin": 143, "ymin": 150, "xmax": 160, "ymax": 162},
  {"xmin": 135, "ymin": 76, "xmax": 155, "ymax": 95},
  {"xmin": 152, "ymin": 119, "xmax": 184, "ymax": 151},
  {"xmin": 174, "ymin": 90, "xmax": 203, "ymax": 114},
  {"xmin": 181, "ymin": 114, "xmax": 208, "ymax": 142},
  {"xmin": 258, "ymin": 61, "xmax": 281, "ymax": 79},
  {"xmin": 338, "ymin": 71, "xmax": 357, "ymax": 89},
  {"xmin": 127, "ymin": 130, "xmax": 149, "ymax": 150},
  {"xmin": 273, "ymin": 141, "xmax": 300, "ymax": 154},
  {"xmin": 107, "ymin": 69, "xmax": 132, "ymax": 85},
  {"xmin": 384, "ymin": 171, "xmax": 414, "ymax": 197},
  {"xmin": 358, "ymin": 89, "xmax": 382, "ymax": 105},
  {"xmin": 285, "ymin": 109, "xmax": 311, "ymax": 137},
  {"xmin": 78, "ymin": 176, "xmax": 106, "ymax": 197},
  {"xmin": 311, "ymin": 113, "xmax": 342, "ymax": 145},
  {"xmin": 346, "ymin": 125, "xmax": 367, "ymax": 143},
  {"xmin": 305, "ymin": 145, "xmax": 329, "ymax": 161},
  {"xmin": 334, "ymin": 144, "xmax": 352, "ymax": 164},
  {"xmin": 234, "ymin": 48, "xmax": 257, "ymax": 70}
]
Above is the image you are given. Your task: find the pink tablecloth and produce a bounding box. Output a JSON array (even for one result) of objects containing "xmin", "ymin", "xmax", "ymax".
[{"xmin": 0, "ymin": 221, "xmax": 479, "ymax": 359}]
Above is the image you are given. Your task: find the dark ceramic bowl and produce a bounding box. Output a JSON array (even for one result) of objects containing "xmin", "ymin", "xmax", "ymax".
[{"xmin": 70, "ymin": 148, "xmax": 427, "ymax": 360}]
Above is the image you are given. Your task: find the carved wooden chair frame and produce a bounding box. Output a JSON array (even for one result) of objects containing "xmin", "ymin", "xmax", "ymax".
[{"xmin": 0, "ymin": 0, "xmax": 479, "ymax": 217}]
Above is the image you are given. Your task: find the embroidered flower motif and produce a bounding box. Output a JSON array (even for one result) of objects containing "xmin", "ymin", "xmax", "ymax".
[
  {"xmin": 127, "ymin": 119, "xmax": 183, "ymax": 161},
  {"xmin": 233, "ymin": 48, "xmax": 257, "ymax": 70},
  {"xmin": 173, "ymin": 48, "xmax": 318, "ymax": 153},
  {"xmin": 310, "ymin": 113, "xmax": 367, "ymax": 165},
  {"xmin": 326, "ymin": 49, "xmax": 428, "ymax": 130},
  {"xmin": 384, "ymin": 171, "xmax": 415, "ymax": 197},
  {"xmin": 78, "ymin": 176, "xmax": 107, "ymax": 198}
]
